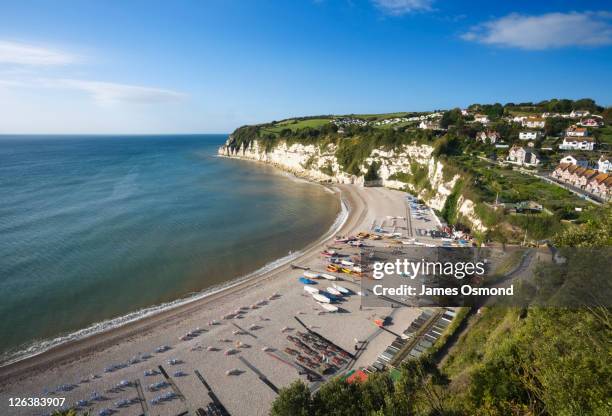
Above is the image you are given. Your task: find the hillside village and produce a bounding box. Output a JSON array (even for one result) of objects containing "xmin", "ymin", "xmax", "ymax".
[{"xmin": 223, "ymin": 99, "xmax": 611, "ymax": 244}]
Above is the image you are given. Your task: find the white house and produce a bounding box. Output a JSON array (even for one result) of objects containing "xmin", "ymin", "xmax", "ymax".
[
  {"xmin": 419, "ymin": 120, "xmax": 441, "ymax": 130},
  {"xmin": 560, "ymin": 155, "xmax": 589, "ymax": 168},
  {"xmin": 519, "ymin": 131, "xmax": 541, "ymax": 141},
  {"xmin": 522, "ymin": 117, "xmax": 545, "ymax": 129},
  {"xmin": 559, "ymin": 137, "xmax": 595, "ymax": 151},
  {"xmin": 476, "ymin": 131, "xmax": 500, "ymax": 144},
  {"xmin": 570, "ymin": 110, "xmax": 589, "ymax": 118},
  {"xmin": 598, "ymin": 156, "xmax": 611, "ymax": 173},
  {"xmin": 507, "ymin": 146, "xmax": 540, "ymax": 166},
  {"xmin": 565, "ymin": 126, "xmax": 588, "ymax": 137},
  {"xmin": 474, "ymin": 114, "xmax": 489, "ymax": 124}
]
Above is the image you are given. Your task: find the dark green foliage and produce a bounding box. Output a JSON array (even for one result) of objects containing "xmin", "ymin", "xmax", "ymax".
[
  {"xmin": 433, "ymin": 135, "xmax": 463, "ymax": 157},
  {"xmin": 440, "ymin": 108, "xmax": 463, "ymax": 129},
  {"xmin": 504, "ymin": 98, "xmax": 603, "ymax": 114},
  {"xmin": 440, "ymin": 180, "xmax": 463, "ymax": 224},
  {"xmin": 602, "ymin": 107, "xmax": 612, "ymax": 124},
  {"xmin": 271, "ymin": 359, "xmax": 448, "ymax": 416},
  {"xmin": 544, "ymin": 117, "xmax": 571, "ymax": 137},
  {"xmin": 364, "ymin": 161, "xmax": 381, "ymax": 181},
  {"xmin": 320, "ymin": 161, "xmax": 334, "ymax": 177},
  {"xmin": 271, "ymin": 381, "xmax": 312, "ymax": 416}
]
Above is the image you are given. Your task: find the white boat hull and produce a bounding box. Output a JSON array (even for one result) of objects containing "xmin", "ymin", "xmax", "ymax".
[
  {"xmin": 312, "ymin": 293, "xmax": 331, "ymax": 303},
  {"xmin": 320, "ymin": 273, "xmax": 337, "ymax": 281},
  {"xmin": 319, "ymin": 303, "xmax": 339, "ymax": 312},
  {"xmin": 326, "ymin": 287, "xmax": 342, "ymax": 296},
  {"xmin": 303, "ymin": 285, "xmax": 319, "ymax": 294}
]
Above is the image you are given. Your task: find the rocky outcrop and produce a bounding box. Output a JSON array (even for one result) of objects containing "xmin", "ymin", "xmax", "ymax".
[{"xmin": 218, "ymin": 137, "xmax": 486, "ymax": 232}]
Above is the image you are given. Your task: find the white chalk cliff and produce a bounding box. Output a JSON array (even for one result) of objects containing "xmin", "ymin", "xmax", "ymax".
[{"xmin": 219, "ymin": 137, "xmax": 485, "ymax": 232}]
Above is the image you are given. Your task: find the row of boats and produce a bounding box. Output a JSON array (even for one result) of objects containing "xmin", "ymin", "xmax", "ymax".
[{"xmin": 298, "ymin": 274, "xmax": 352, "ymax": 312}]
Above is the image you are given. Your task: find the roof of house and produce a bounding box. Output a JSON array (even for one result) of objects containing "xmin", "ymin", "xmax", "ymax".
[
  {"xmin": 593, "ymin": 173, "xmax": 609, "ymax": 184},
  {"xmin": 563, "ymin": 136, "xmax": 594, "ymax": 142},
  {"xmin": 556, "ymin": 163, "xmax": 570, "ymax": 171},
  {"xmin": 582, "ymin": 169, "xmax": 598, "ymax": 180}
]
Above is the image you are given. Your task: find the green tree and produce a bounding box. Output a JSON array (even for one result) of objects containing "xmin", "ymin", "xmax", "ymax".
[
  {"xmin": 271, "ymin": 380, "xmax": 312, "ymax": 416},
  {"xmin": 365, "ymin": 161, "xmax": 381, "ymax": 181}
]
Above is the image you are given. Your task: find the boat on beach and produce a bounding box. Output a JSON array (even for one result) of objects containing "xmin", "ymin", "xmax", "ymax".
[
  {"xmin": 333, "ymin": 284, "xmax": 350, "ymax": 294},
  {"xmin": 312, "ymin": 293, "xmax": 331, "ymax": 303},
  {"xmin": 303, "ymin": 271, "xmax": 320, "ymax": 279},
  {"xmin": 303, "ymin": 285, "xmax": 319, "ymax": 294},
  {"xmin": 325, "ymin": 287, "xmax": 342, "ymax": 296},
  {"xmin": 299, "ymin": 277, "xmax": 316, "ymax": 285},
  {"xmin": 319, "ymin": 303, "xmax": 339, "ymax": 313},
  {"xmin": 320, "ymin": 273, "xmax": 337, "ymax": 281}
]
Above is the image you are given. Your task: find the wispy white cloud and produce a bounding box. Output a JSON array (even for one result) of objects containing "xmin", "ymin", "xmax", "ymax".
[
  {"xmin": 0, "ymin": 40, "xmax": 75, "ymax": 66},
  {"xmin": 0, "ymin": 76, "xmax": 186, "ymax": 104},
  {"xmin": 461, "ymin": 11, "xmax": 612, "ymax": 50},
  {"xmin": 372, "ymin": 0, "xmax": 434, "ymax": 16},
  {"xmin": 42, "ymin": 79, "xmax": 187, "ymax": 104}
]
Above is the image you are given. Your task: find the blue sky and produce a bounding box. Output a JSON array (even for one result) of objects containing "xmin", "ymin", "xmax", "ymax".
[{"xmin": 0, "ymin": 0, "xmax": 611, "ymax": 134}]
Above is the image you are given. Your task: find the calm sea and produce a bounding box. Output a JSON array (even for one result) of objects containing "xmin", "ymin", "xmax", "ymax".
[{"xmin": 0, "ymin": 135, "xmax": 340, "ymax": 364}]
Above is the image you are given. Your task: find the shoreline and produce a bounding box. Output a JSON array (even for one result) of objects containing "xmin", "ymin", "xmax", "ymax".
[{"xmin": 0, "ymin": 176, "xmax": 361, "ymax": 385}]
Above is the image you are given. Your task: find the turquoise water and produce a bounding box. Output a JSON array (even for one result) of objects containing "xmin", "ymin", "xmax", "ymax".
[{"xmin": 0, "ymin": 135, "xmax": 340, "ymax": 363}]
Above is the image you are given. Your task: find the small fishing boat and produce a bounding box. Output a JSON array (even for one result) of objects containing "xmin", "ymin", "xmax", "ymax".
[
  {"xmin": 226, "ymin": 368, "xmax": 243, "ymax": 376},
  {"xmin": 333, "ymin": 284, "xmax": 350, "ymax": 294},
  {"xmin": 340, "ymin": 267, "xmax": 352, "ymax": 274},
  {"xmin": 341, "ymin": 259, "xmax": 354, "ymax": 267},
  {"xmin": 303, "ymin": 271, "xmax": 320, "ymax": 279},
  {"xmin": 303, "ymin": 285, "xmax": 319, "ymax": 294},
  {"xmin": 298, "ymin": 277, "xmax": 316, "ymax": 285},
  {"xmin": 326, "ymin": 287, "xmax": 342, "ymax": 296},
  {"xmin": 312, "ymin": 293, "xmax": 331, "ymax": 303},
  {"xmin": 327, "ymin": 264, "xmax": 339, "ymax": 272},
  {"xmin": 319, "ymin": 303, "xmax": 339, "ymax": 313},
  {"xmin": 320, "ymin": 273, "xmax": 337, "ymax": 281}
]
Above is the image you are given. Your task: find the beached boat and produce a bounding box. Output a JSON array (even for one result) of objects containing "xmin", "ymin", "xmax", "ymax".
[
  {"xmin": 226, "ymin": 368, "xmax": 243, "ymax": 376},
  {"xmin": 341, "ymin": 259, "xmax": 354, "ymax": 267},
  {"xmin": 303, "ymin": 285, "xmax": 319, "ymax": 294},
  {"xmin": 298, "ymin": 277, "xmax": 316, "ymax": 285},
  {"xmin": 340, "ymin": 267, "xmax": 352, "ymax": 274},
  {"xmin": 319, "ymin": 303, "xmax": 339, "ymax": 313},
  {"xmin": 320, "ymin": 273, "xmax": 337, "ymax": 281},
  {"xmin": 303, "ymin": 271, "xmax": 320, "ymax": 279},
  {"xmin": 326, "ymin": 287, "xmax": 342, "ymax": 296},
  {"xmin": 326, "ymin": 264, "xmax": 339, "ymax": 272},
  {"xmin": 312, "ymin": 293, "xmax": 331, "ymax": 303},
  {"xmin": 333, "ymin": 284, "xmax": 350, "ymax": 294}
]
